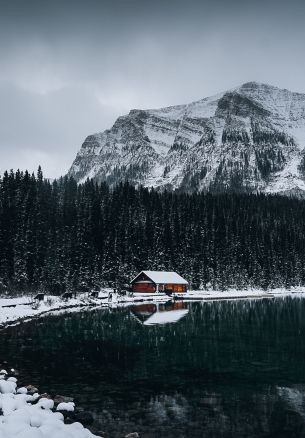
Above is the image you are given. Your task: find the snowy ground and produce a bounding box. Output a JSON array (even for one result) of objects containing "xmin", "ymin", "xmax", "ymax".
[
  {"xmin": 172, "ymin": 287, "xmax": 305, "ymax": 301},
  {"xmin": 1, "ymin": 287, "xmax": 305, "ymax": 329},
  {"xmin": 0, "ymin": 295, "xmax": 95, "ymax": 328},
  {"xmin": 0, "ymin": 368, "xmax": 99, "ymax": 438}
]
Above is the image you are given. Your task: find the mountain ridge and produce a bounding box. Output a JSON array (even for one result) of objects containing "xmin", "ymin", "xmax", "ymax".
[{"xmin": 68, "ymin": 82, "xmax": 305, "ymax": 195}]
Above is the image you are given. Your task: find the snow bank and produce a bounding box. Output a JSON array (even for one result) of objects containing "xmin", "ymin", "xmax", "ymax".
[
  {"xmin": 57, "ymin": 402, "xmax": 75, "ymax": 412},
  {"xmin": 0, "ymin": 369, "xmax": 99, "ymax": 438},
  {"xmin": 0, "ymin": 294, "xmax": 97, "ymax": 327},
  {"xmin": 173, "ymin": 287, "xmax": 305, "ymax": 301}
]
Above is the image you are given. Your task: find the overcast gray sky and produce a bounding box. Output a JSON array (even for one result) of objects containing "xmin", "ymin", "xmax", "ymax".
[{"xmin": 1, "ymin": 0, "xmax": 305, "ymax": 178}]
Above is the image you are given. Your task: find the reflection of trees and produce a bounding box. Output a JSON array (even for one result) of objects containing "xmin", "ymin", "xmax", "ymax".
[
  {"xmin": 147, "ymin": 394, "xmax": 189, "ymax": 423},
  {"xmin": 277, "ymin": 385, "xmax": 305, "ymax": 418},
  {"xmin": 90, "ymin": 388, "xmax": 305, "ymax": 438}
]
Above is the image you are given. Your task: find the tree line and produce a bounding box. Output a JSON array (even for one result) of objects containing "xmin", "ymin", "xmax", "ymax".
[{"xmin": 1, "ymin": 167, "xmax": 305, "ymax": 296}]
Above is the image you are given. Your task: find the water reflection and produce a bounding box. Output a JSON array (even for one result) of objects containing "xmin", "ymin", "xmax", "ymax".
[
  {"xmin": 131, "ymin": 301, "xmax": 189, "ymax": 325},
  {"xmin": 1, "ymin": 297, "xmax": 305, "ymax": 437},
  {"xmin": 277, "ymin": 385, "xmax": 305, "ymax": 419}
]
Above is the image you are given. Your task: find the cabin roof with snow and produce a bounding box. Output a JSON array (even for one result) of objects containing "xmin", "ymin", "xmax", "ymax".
[{"xmin": 131, "ymin": 271, "xmax": 188, "ymax": 285}]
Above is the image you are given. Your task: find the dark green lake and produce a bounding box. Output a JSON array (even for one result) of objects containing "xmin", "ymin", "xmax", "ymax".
[{"xmin": 1, "ymin": 297, "xmax": 305, "ymax": 437}]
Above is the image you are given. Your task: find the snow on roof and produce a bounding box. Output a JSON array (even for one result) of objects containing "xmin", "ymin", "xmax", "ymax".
[
  {"xmin": 132, "ymin": 271, "xmax": 188, "ymax": 284},
  {"xmin": 143, "ymin": 309, "xmax": 189, "ymax": 325}
]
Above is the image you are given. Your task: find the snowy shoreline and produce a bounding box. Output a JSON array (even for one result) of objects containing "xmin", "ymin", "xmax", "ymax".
[
  {"xmin": 0, "ymin": 366, "xmax": 102, "ymax": 437},
  {"xmin": 1, "ymin": 287, "xmax": 305, "ymax": 330}
]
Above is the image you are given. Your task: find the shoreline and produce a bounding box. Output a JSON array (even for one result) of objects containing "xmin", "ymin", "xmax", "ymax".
[
  {"xmin": 0, "ymin": 288, "xmax": 304, "ymax": 330},
  {"xmin": 0, "ymin": 365, "xmax": 103, "ymax": 437}
]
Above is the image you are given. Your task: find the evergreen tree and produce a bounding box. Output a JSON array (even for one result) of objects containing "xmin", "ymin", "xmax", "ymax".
[{"xmin": 1, "ymin": 168, "xmax": 305, "ymax": 295}]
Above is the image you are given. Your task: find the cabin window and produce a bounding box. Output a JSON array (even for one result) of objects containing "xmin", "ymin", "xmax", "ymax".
[{"xmin": 171, "ymin": 284, "xmax": 187, "ymax": 292}]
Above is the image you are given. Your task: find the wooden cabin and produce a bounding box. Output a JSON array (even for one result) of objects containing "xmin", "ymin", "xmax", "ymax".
[{"xmin": 131, "ymin": 271, "xmax": 188, "ymax": 293}]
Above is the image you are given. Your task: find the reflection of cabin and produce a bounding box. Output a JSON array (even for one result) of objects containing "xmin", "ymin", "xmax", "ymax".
[
  {"xmin": 131, "ymin": 302, "xmax": 189, "ymax": 325},
  {"xmin": 131, "ymin": 271, "xmax": 188, "ymax": 293}
]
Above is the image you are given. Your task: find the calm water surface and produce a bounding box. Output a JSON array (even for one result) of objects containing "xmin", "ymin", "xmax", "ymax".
[{"xmin": 1, "ymin": 297, "xmax": 305, "ymax": 438}]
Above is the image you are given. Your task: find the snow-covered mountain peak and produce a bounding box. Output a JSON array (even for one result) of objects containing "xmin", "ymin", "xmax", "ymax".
[{"xmin": 68, "ymin": 83, "xmax": 305, "ymax": 196}]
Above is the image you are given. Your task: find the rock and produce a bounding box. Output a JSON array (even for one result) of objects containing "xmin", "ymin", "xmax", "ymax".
[
  {"xmin": 54, "ymin": 394, "xmax": 74, "ymax": 404},
  {"xmin": 9, "ymin": 368, "xmax": 19, "ymax": 376},
  {"xmin": 27, "ymin": 384, "xmax": 38, "ymax": 394},
  {"xmin": 71, "ymin": 410, "xmax": 94, "ymax": 425},
  {"xmin": 125, "ymin": 433, "xmax": 139, "ymax": 438},
  {"xmin": 39, "ymin": 393, "xmax": 53, "ymax": 399}
]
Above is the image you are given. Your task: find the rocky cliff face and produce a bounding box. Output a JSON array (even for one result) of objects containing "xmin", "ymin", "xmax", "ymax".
[{"xmin": 68, "ymin": 82, "xmax": 305, "ymax": 195}]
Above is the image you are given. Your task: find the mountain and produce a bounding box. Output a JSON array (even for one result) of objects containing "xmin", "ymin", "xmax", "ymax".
[{"xmin": 68, "ymin": 82, "xmax": 305, "ymax": 195}]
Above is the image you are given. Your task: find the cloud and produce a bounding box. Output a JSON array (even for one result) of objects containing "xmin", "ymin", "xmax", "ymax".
[
  {"xmin": 0, "ymin": 0, "xmax": 305, "ymax": 177},
  {"xmin": 0, "ymin": 83, "xmax": 122, "ymax": 177}
]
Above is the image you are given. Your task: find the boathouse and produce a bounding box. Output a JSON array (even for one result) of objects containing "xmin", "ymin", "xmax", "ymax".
[{"xmin": 131, "ymin": 271, "xmax": 188, "ymax": 293}]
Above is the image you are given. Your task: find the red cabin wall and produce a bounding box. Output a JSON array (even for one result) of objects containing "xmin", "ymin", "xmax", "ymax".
[
  {"xmin": 132, "ymin": 282, "xmax": 187, "ymax": 293},
  {"xmin": 132, "ymin": 282, "xmax": 156, "ymax": 293}
]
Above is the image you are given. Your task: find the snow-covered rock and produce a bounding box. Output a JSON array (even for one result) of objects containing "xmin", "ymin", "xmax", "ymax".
[
  {"xmin": 56, "ymin": 402, "xmax": 75, "ymax": 412},
  {"xmin": 68, "ymin": 82, "xmax": 305, "ymax": 196},
  {"xmin": 0, "ymin": 380, "xmax": 16, "ymax": 394},
  {"xmin": 7, "ymin": 377, "xmax": 17, "ymax": 383},
  {"xmin": 37, "ymin": 398, "xmax": 54, "ymax": 410},
  {"xmin": 17, "ymin": 387, "xmax": 28, "ymax": 394},
  {"xmin": 0, "ymin": 372, "xmax": 98, "ymax": 437}
]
